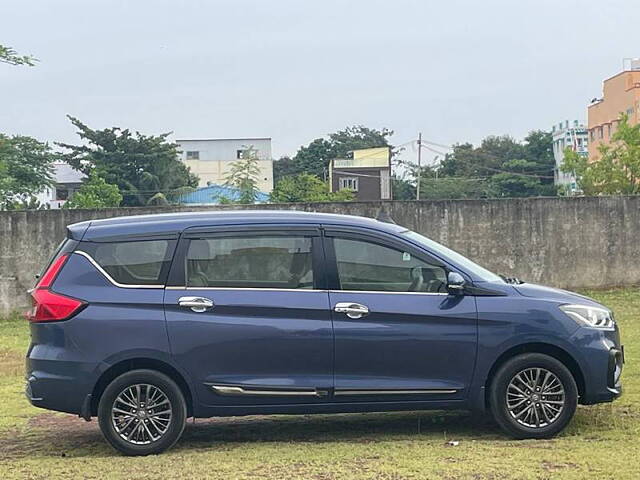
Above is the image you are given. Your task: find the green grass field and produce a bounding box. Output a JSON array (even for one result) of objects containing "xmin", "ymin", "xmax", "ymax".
[{"xmin": 1, "ymin": 289, "xmax": 638, "ymax": 479}]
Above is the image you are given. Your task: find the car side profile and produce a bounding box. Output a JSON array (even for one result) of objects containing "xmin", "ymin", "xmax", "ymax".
[{"xmin": 25, "ymin": 211, "xmax": 624, "ymax": 455}]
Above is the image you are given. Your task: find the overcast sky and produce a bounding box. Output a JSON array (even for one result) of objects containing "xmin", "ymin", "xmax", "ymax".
[{"xmin": 2, "ymin": 0, "xmax": 639, "ymax": 166}]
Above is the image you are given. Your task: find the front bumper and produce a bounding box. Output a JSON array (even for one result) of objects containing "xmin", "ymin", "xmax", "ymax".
[
  {"xmin": 605, "ymin": 346, "xmax": 624, "ymax": 397},
  {"xmin": 572, "ymin": 326, "xmax": 624, "ymax": 405}
]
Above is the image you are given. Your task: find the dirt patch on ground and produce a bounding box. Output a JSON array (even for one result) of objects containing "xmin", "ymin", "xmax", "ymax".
[
  {"xmin": 0, "ymin": 414, "xmax": 102, "ymax": 460},
  {"xmin": 28, "ymin": 412, "xmax": 99, "ymax": 430},
  {"xmin": 541, "ymin": 460, "xmax": 579, "ymax": 472}
]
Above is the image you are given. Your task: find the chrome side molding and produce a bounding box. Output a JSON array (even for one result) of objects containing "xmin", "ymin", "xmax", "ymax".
[
  {"xmin": 209, "ymin": 384, "xmax": 327, "ymax": 397},
  {"xmin": 334, "ymin": 389, "xmax": 457, "ymax": 396},
  {"xmin": 208, "ymin": 384, "xmax": 457, "ymax": 397}
]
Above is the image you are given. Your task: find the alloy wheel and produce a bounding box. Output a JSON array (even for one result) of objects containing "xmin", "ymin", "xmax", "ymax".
[
  {"xmin": 506, "ymin": 367, "xmax": 565, "ymax": 428},
  {"xmin": 111, "ymin": 383, "xmax": 173, "ymax": 445}
]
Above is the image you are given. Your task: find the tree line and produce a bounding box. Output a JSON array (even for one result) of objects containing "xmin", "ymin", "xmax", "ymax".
[{"xmin": 4, "ymin": 41, "xmax": 640, "ymax": 208}]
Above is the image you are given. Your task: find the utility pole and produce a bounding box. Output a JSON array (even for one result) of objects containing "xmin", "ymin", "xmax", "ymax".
[{"xmin": 416, "ymin": 132, "xmax": 422, "ymax": 200}]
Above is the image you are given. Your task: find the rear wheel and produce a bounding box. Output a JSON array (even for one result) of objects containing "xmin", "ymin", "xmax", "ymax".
[
  {"xmin": 98, "ymin": 369, "xmax": 187, "ymax": 456},
  {"xmin": 489, "ymin": 353, "xmax": 578, "ymax": 439}
]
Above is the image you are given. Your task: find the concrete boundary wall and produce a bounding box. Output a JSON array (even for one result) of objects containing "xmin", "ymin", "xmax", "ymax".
[{"xmin": 1, "ymin": 196, "xmax": 639, "ymax": 314}]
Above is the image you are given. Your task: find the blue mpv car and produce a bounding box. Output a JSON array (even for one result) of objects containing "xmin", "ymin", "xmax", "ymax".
[{"xmin": 26, "ymin": 211, "xmax": 623, "ymax": 455}]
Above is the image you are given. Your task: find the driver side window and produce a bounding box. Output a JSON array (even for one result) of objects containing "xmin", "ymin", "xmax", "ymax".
[{"xmin": 333, "ymin": 237, "xmax": 447, "ymax": 293}]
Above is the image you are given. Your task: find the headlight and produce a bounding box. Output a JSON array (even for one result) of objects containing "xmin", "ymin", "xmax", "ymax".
[{"xmin": 559, "ymin": 304, "xmax": 615, "ymax": 329}]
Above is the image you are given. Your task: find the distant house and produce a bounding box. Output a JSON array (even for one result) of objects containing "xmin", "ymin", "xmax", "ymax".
[
  {"xmin": 329, "ymin": 147, "xmax": 392, "ymax": 201},
  {"xmin": 176, "ymin": 137, "xmax": 274, "ymax": 193},
  {"xmin": 178, "ymin": 184, "xmax": 269, "ymax": 205},
  {"xmin": 552, "ymin": 120, "xmax": 586, "ymax": 194},
  {"xmin": 35, "ymin": 162, "xmax": 85, "ymax": 209}
]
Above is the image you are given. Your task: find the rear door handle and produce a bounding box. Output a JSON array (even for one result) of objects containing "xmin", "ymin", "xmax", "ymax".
[
  {"xmin": 178, "ymin": 296, "xmax": 214, "ymax": 313},
  {"xmin": 334, "ymin": 302, "xmax": 369, "ymax": 319}
]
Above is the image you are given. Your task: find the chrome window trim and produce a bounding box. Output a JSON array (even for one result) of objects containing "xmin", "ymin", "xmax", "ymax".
[
  {"xmin": 331, "ymin": 289, "xmax": 448, "ymax": 296},
  {"xmin": 166, "ymin": 286, "xmax": 447, "ymax": 295},
  {"xmin": 73, "ymin": 251, "xmax": 165, "ymax": 289},
  {"xmin": 168, "ymin": 286, "xmax": 326, "ymax": 292}
]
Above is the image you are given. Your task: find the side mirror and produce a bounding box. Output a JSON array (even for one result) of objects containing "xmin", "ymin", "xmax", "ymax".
[{"xmin": 447, "ymin": 271, "xmax": 466, "ymax": 295}]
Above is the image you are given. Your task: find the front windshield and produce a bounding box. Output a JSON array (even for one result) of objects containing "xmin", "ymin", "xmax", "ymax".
[{"xmin": 402, "ymin": 230, "xmax": 503, "ymax": 283}]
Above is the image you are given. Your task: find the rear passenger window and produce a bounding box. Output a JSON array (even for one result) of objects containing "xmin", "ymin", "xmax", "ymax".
[
  {"xmin": 186, "ymin": 236, "xmax": 313, "ymax": 289},
  {"xmin": 79, "ymin": 240, "xmax": 173, "ymax": 285}
]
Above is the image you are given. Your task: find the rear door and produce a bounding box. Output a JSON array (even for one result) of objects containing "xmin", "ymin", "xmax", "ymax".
[
  {"xmin": 324, "ymin": 228, "xmax": 478, "ymax": 402},
  {"xmin": 164, "ymin": 225, "xmax": 333, "ymax": 407}
]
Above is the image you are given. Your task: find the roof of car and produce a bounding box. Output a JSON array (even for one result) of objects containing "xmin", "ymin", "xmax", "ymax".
[{"xmin": 68, "ymin": 210, "xmax": 407, "ymax": 241}]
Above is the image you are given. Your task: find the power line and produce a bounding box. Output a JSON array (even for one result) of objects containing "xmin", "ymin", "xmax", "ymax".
[
  {"xmin": 420, "ymin": 144, "xmax": 449, "ymax": 157},
  {"xmin": 474, "ymin": 165, "xmax": 555, "ymax": 179},
  {"xmin": 421, "ymin": 139, "xmax": 453, "ymax": 150}
]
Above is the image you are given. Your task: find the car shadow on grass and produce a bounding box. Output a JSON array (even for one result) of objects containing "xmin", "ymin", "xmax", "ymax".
[
  {"xmin": 1, "ymin": 405, "xmax": 622, "ymax": 459},
  {"xmin": 0, "ymin": 410, "xmax": 499, "ymax": 459}
]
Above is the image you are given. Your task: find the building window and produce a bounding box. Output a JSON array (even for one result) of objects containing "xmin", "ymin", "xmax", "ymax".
[
  {"xmin": 339, "ymin": 177, "xmax": 359, "ymax": 191},
  {"xmin": 56, "ymin": 187, "xmax": 69, "ymax": 201},
  {"xmin": 236, "ymin": 149, "xmax": 246, "ymax": 159},
  {"xmin": 186, "ymin": 151, "xmax": 199, "ymax": 160}
]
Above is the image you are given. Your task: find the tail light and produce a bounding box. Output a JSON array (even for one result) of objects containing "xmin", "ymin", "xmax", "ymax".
[{"xmin": 26, "ymin": 253, "xmax": 85, "ymax": 323}]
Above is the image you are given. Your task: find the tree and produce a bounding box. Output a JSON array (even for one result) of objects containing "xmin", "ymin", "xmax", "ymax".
[
  {"xmin": 270, "ymin": 173, "xmax": 354, "ymax": 203},
  {"xmin": 436, "ymin": 131, "xmax": 555, "ymax": 198},
  {"xmin": 272, "ymin": 155, "xmax": 298, "ymax": 182},
  {"xmin": 58, "ymin": 116, "xmax": 198, "ymax": 206},
  {"xmin": 562, "ymin": 114, "xmax": 640, "ymax": 195},
  {"xmin": 488, "ymin": 160, "xmax": 547, "ymax": 197},
  {"xmin": 418, "ymin": 176, "xmax": 493, "ymax": 199},
  {"xmin": 329, "ymin": 125, "xmax": 394, "ymax": 158},
  {"xmin": 391, "ymin": 175, "xmax": 415, "ymax": 200},
  {"xmin": 439, "ymin": 136, "xmax": 526, "ymax": 178},
  {"xmin": 0, "ymin": 134, "xmax": 56, "ymax": 209},
  {"xmin": 273, "ymin": 125, "xmax": 395, "ymax": 183},
  {"xmin": 0, "ymin": 44, "xmax": 37, "ymax": 66},
  {"xmin": 63, "ymin": 172, "xmax": 122, "ymax": 209},
  {"xmin": 223, "ymin": 145, "xmax": 262, "ymax": 204},
  {"xmin": 285, "ymin": 138, "xmax": 336, "ymax": 179}
]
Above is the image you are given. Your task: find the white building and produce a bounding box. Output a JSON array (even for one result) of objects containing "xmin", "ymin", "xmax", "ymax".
[
  {"xmin": 35, "ymin": 162, "xmax": 85, "ymax": 209},
  {"xmin": 552, "ymin": 120, "xmax": 587, "ymax": 194},
  {"xmin": 176, "ymin": 137, "xmax": 274, "ymax": 193}
]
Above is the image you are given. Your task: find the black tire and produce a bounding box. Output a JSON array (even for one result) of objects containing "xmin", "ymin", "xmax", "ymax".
[
  {"xmin": 489, "ymin": 353, "xmax": 578, "ymax": 439},
  {"xmin": 98, "ymin": 369, "xmax": 187, "ymax": 456}
]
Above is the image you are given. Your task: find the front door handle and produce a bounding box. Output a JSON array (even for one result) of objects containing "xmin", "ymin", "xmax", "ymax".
[
  {"xmin": 334, "ymin": 302, "xmax": 369, "ymax": 319},
  {"xmin": 178, "ymin": 296, "xmax": 214, "ymax": 313}
]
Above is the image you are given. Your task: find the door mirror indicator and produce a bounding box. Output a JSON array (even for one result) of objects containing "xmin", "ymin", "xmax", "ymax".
[{"xmin": 447, "ymin": 272, "xmax": 466, "ymax": 295}]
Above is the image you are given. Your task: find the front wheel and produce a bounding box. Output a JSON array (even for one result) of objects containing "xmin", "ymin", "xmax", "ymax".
[
  {"xmin": 489, "ymin": 353, "xmax": 578, "ymax": 439},
  {"xmin": 98, "ymin": 369, "xmax": 187, "ymax": 456}
]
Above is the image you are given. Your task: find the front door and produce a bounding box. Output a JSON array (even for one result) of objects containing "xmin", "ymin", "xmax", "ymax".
[
  {"xmin": 164, "ymin": 226, "xmax": 333, "ymax": 407},
  {"xmin": 324, "ymin": 229, "xmax": 478, "ymax": 402}
]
